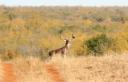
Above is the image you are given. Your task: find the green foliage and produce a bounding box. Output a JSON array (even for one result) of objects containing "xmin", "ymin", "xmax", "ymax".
[{"xmin": 85, "ymin": 34, "xmax": 113, "ymax": 56}]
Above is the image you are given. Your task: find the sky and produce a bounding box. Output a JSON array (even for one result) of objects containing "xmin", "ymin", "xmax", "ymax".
[{"xmin": 0, "ymin": 0, "xmax": 128, "ymax": 7}]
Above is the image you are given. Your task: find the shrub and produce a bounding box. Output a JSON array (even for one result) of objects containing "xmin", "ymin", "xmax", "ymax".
[
  {"xmin": 0, "ymin": 50, "xmax": 18, "ymax": 61},
  {"xmin": 85, "ymin": 34, "xmax": 113, "ymax": 56}
]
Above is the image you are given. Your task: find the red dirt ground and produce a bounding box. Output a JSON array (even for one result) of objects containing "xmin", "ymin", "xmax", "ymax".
[
  {"xmin": 44, "ymin": 64, "xmax": 66, "ymax": 82},
  {"xmin": 0, "ymin": 63, "xmax": 16, "ymax": 82}
]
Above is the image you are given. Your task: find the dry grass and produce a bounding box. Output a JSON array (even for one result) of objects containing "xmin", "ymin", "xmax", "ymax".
[
  {"xmin": 1, "ymin": 54, "xmax": 128, "ymax": 82},
  {"xmin": 49, "ymin": 54, "xmax": 128, "ymax": 82}
]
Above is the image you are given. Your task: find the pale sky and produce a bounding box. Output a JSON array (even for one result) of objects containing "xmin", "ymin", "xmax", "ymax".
[{"xmin": 0, "ymin": 0, "xmax": 128, "ymax": 6}]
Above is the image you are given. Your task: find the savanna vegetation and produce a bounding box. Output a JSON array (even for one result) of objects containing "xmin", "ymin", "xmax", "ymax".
[
  {"xmin": 0, "ymin": 6, "xmax": 128, "ymax": 60},
  {"xmin": 0, "ymin": 6, "xmax": 128, "ymax": 82}
]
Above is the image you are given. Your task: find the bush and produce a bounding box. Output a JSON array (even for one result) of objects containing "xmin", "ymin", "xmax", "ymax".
[
  {"xmin": 85, "ymin": 34, "xmax": 113, "ymax": 56},
  {"xmin": 0, "ymin": 50, "xmax": 18, "ymax": 61}
]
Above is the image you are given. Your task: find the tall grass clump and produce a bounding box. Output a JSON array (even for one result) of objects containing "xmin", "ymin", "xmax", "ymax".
[{"xmin": 85, "ymin": 34, "xmax": 113, "ymax": 56}]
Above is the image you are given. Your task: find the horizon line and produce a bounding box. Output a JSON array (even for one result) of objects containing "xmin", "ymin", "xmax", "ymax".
[{"xmin": 0, "ymin": 4, "xmax": 128, "ymax": 7}]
